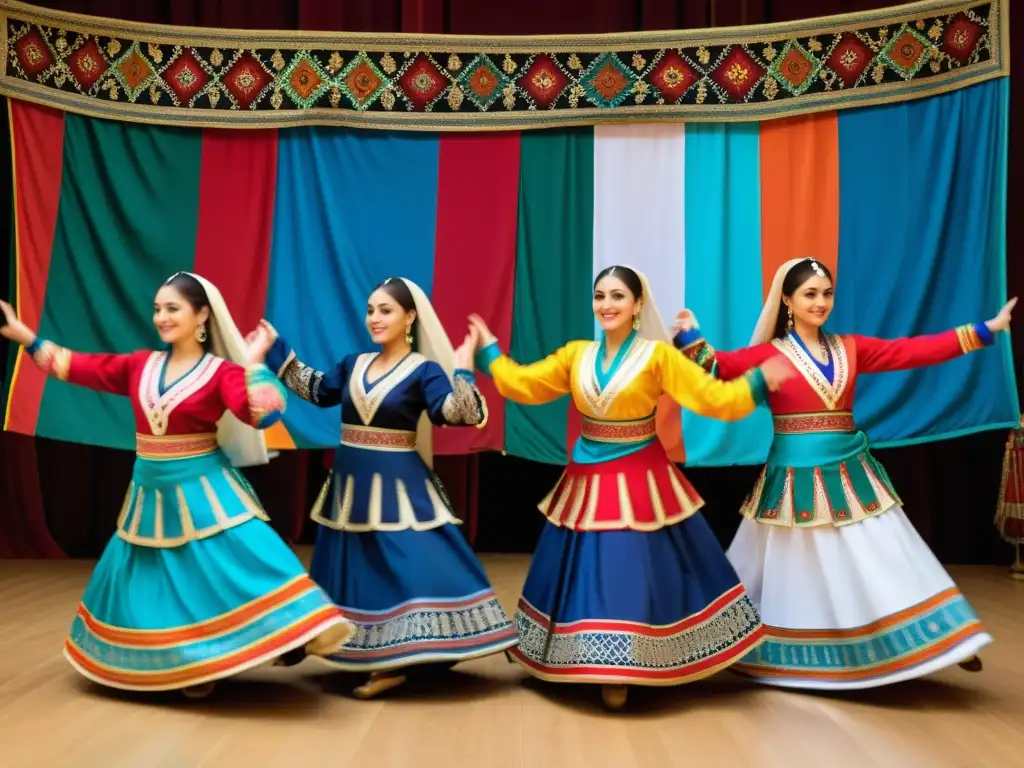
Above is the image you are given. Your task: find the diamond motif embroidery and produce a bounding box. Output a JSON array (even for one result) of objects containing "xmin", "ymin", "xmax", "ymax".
[
  {"xmin": 14, "ymin": 29, "xmax": 55, "ymax": 78},
  {"xmin": 281, "ymin": 52, "xmax": 329, "ymax": 108},
  {"xmin": 113, "ymin": 43, "xmax": 155, "ymax": 100},
  {"xmin": 339, "ymin": 54, "xmax": 387, "ymax": 110},
  {"xmin": 67, "ymin": 37, "xmax": 110, "ymax": 91},
  {"xmin": 769, "ymin": 40, "xmax": 821, "ymax": 96},
  {"xmin": 880, "ymin": 25, "xmax": 931, "ymax": 79},
  {"xmin": 826, "ymin": 33, "xmax": 872, "ymax": 87},
  {"xmin": 457, "ymin": 55, "xmax": 507, "ymax": 110},
  {"xmin": 398, "ymin": 54, "xmax": 447, "ymax": 109},
  {"xmin": 944, "ymin": 14, "xmax": 982, "ymax": 64},
  {"xmin": 648, "ymin": 50, "xmax": 699, "ymax": 102},
  {"xmin": 221, "ymin": 52, "xmax": 273, "ymax": 109},
  {"xmin": 582, "ymin": 53, "xmax": 636, "ymax": 108},
  {"xmin": 160, "ymin": 49, "xmax": 210, "ymax": 105},
  {"xmin": 711, "ymin": 46, "xmax": 765, "ymax": 101},
  {"xmin": 517, "ymin": 55, "xmax": 569, "ymax": 108}
]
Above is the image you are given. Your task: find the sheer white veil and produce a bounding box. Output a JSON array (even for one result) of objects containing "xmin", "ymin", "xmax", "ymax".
[
  {"xmin": 179, "ymin": 272, "xmax": 270, "ymax": 468},
  {"xmin": 749, "ymin": 258, "xmax": 815, "ymax": 345}
]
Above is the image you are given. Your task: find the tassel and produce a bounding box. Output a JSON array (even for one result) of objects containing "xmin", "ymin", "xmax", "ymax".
[{"xmin": 994, "ymin": 414, "xmax": 1024, "ymax": 580}]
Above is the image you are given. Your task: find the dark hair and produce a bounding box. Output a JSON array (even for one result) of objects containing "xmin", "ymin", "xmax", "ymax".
[
  {"xmin": 772, "ymin": 258, "xmax": 835, "ymax": 339},
  {"xmin": 160, "ymin": 272, "xmax": 213, "ymax": 350},
  {"xmin": 593, "ymin": 265, "xmax": 644, "ymax": 300},
  {"xmin": 371, "ymin": 277, "xmax": 418, "ymax": 344}
]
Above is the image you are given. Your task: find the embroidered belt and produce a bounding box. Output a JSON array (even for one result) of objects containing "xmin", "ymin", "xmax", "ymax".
[
  {"xmin": 773, "ymin": 412, "xmax": 855, "ymax": 434},
  {"xmin": 581, "ymin": 414, "xmax": 656, "ymax": 443},
  {"xmin": 136, "ymin": 433, "xmax": 219, "ymax": 459},
  {"xmin": 341, "ymin": 425, "xmax": 417, "ymax": 451}
]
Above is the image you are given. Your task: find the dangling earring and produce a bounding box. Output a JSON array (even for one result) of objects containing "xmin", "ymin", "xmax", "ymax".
[
  {"xmin": 195, "ymin": 323, "xmax": 207, "ymax": 343},
  {"xmin": 405, "ymin": 326, "xmax": 414, "ymax": 346},
  {"xmin": 785, "ymin": 306, "xmax": 794, "ymax": 333},
  {"xmin": 632, "ymin": 314, "xmax": 641, "ymax": 331}
]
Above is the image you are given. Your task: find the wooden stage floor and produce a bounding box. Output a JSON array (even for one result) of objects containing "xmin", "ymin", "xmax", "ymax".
[{"xmin": 1, "ymin": 553, "xmax": 1022, "ymax": 768}]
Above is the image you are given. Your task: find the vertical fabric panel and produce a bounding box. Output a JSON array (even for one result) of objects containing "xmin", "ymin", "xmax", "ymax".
[
  {"xmin": 682, "ymin": 123, "xmax": 774, "ymax": 466},
  {"xmin": 192, "ymin": 128, "xmax": 295, "ymax": 449},
  {"xmin": 431, "ymin": 132, "xmax": 520, "ymax": 455},
  {"xmin": 4, "ymin": 101, "xmax": 65, "ymax": 435},
  {"xmin": 759, "ymin": 112, "xmax": 840, "ymax": 289},
  {"xmin": 832, "ymin": 79, "xmax": 1018, "ymax": 444},
  {"xmin": 592, "ymin": 123, "xmax": 686, "ymax": 461},
  {"xmin": 35, "ymin": 116, "xmax": 204, "ymax": 449},
  {"xmin": 265, "ymin": 127, "xmax": 440, "ymax": 449},
  {"xmin": 506, "ymin": 127, "xmax": 594, "ymax": 464}
]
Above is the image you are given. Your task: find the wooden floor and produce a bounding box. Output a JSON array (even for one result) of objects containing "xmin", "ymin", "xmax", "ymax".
[{"xmin": 1, "ymin": 555, "xmax": 1023, "ymax": 768}]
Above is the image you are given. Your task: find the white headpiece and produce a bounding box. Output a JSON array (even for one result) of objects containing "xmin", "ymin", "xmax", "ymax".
[
  {"xmin": 749, "ymin": 258, "xmax": 829, "ymax": 346},
  {"xmin": 172, "ymin": 272, "xmax": 270, "ymax": 468},
  {"xmin": 395, "ymin": 277, "xmax": 458, "ymax": 469}
]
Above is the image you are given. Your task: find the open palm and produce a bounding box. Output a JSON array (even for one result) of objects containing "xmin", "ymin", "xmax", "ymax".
[{"xmin": 0, "ymin": 299, "xmax": 35, "ymax": 346}]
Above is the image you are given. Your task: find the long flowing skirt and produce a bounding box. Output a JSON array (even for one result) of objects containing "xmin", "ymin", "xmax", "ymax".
[
  {"xmin": 64, "ymin": 451, "xmax": 353, "ymax": 691},
  {"xmin": 727, "ymin": 510, "xmax": 992, "ymax": 689},
  {"xmin": 509, "ymin": 446, "xmax": 764, "ymax": 686},
  {"xmin": 310, "ymin": 523, "xmax": 518, "ymax": 671}
]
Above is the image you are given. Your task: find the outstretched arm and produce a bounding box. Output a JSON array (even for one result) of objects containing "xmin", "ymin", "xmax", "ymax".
[
  {"xmin": 421, "ymin": 362, "xmax": 488, "ymax": 427},
  {"xmin": 251, "ymin": 321, "xmax": 346, "ymax": 409},
  {"xmin": 671, "ymin": 312, "xmax": 775, "ymax": 381},
  {"xmin": 217, "ymin": 362, "xmax": 287, "ymax": 429}
]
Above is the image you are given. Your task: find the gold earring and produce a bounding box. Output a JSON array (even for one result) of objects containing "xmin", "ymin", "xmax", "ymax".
[
  {"xmin": 785, "ymin": 307, "xmax": 794, "ymax": 333},
  {"xmin": 632, "ymin": 314, "xmax": 641, "ymax": 331},
  {"xmin": 195, "ymin": 324, "xmax": 207, "ymax": 343},
  {"xmin": 405, "ymin": 327, "xmax": 414, "ymax": 345}
]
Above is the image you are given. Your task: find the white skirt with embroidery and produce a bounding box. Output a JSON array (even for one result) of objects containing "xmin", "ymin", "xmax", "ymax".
[{"xmin": 726, "ymin": 508, "xmax": 992, "ymax": 689}]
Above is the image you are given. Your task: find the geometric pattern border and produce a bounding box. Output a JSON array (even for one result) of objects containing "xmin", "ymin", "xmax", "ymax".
[{"xmin": 0, "ymin": 0, "xmax": 1008, "ymax": 132}]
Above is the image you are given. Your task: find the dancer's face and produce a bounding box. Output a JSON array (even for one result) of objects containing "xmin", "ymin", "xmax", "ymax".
[
  {"xmin": 153, "ymin": 285, "xmax": 207, "ymax": 347},
  {"xmin": 593, "ymin": 275, "xmax": 640, "ymax": 334},
  {"xmin": 784, "ymin": 275, "xmax": 834, "ymax": 332},
  {"xmin": 366, "ymin": 288, "xmax": 415, "ymax": 347}
]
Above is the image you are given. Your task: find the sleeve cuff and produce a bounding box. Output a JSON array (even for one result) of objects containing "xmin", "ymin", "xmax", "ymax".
[
  {"xmin": 453, "ymin": 368, "xmax": 475, "ymax": 383},
  {"xmin": 265, "ymin": 336, "xmax": 294, "ymax": 377},
  {"xmin": 25, "ymin": 337, "xmax": 42, "ymax": 356},
  {"xmin": 745, "ymin": 368, "xmax": 768, "ymax": 406},
  {"xmin": 975, "ymin": 322, "xmax": 995, "ymax": 347},
  {"xmin": 474, "ymin": 342, "xmax": 502, "ymax": 374},
  {"xmin": 674, "ymin": 328, "xmax": 703, "ymax": 349}
]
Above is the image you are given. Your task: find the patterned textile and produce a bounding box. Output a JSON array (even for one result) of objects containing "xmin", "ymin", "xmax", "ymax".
[{"xmin": 0, "ymin": 0, "xmax": 1006, "ymax": 130}]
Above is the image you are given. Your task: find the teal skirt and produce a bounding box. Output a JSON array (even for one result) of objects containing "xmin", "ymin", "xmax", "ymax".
[
  {"xmin": 741, "ymin": 431, "xmax": 901, "ymax": 528},
  {"xmin": 64, "ymin": 450, "xmax": 354, "ymax": 691}
]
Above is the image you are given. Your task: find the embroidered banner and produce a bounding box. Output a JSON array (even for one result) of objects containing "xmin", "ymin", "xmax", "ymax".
[{"xmin": 0, "ymin": 0, "xmax": 1008, "ymax": 131}]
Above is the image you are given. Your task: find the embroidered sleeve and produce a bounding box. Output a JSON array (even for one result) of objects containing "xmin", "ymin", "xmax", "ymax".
[
  {"xmin": 672, "ymin": 328, "xmax": 771, "ymax": 382},
  {"xmin": 218, "ymin": 363, "xmax": 287, "ymax": 429},
  {"xmin": 266, "ymin": 335, "xmax": 344, "ymax": 408},
  {"xmin": 422, "ymin": 363, "xmax": 488, "ymax": 427},
  {"xmin": 475, "ymin": 341, "xmax": 575, "ymax": 406},
  {"xmin": 654, "ymin": 342, "xmax": 765, "ymax": 420},
  {"xmin": 24, "ymin": 338, "xmax": 133, "ymax": 395},
  {"xmin": 851, "ymin": 323, "xmax": 994, "ymax": 374}
]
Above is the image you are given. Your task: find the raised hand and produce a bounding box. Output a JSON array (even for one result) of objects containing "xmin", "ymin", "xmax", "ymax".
[
  {"xmin": 758, "ymin": 355, "xmax": 796, "ymax": 393},
  {"xmin": 245, "ymin": 319, "xmax": 276, "ymax": 365},
  {"xmin": 672, "ymin": 309, "xmax": 697, "ymax": 336},
  {"xmin": 986, "ymin": 297, "xmax": 1017, "ymax": 333},
  {"xmin": 0, "ymin": 299, "xmax": 36, "ymax": 346},
  {"xmin": 467, "ymin": 314, "xmax": 496, "ymax": 347}
]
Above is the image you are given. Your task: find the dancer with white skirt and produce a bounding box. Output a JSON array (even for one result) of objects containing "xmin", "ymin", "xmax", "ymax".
[{"xmin": 673, "ymin": 257, "xmax": 1015, "ymax": 689}]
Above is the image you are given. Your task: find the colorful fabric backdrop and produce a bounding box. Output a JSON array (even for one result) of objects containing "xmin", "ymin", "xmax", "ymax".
[{"xmin": 3, "ymin": 76, "xmax": 1018, "ymax": 466}]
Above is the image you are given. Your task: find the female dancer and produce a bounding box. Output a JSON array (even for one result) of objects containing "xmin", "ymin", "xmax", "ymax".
[
  {"xmin": 467, "ymin": 265, "xmax": 794, "ymax": 710},
  {"xmin": 672, "ymin": 257, "xmax": 1015, "ymax": 689},
  {"xmin": 0, "ymin": 273, "xmax": 353, "ymax": 698},
  {"xmin": 248, "ymin": 277, "xmax": 517, "ymax": 700}
]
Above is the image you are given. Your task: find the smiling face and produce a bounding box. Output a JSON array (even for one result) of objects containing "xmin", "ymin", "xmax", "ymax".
[
  {"xmin": 784, "ymin": 274, "xmax": 834, "ymax": 332},
  {"xmin": 153, "ymin": 284, "xmax": 207, "ymax": 346},
  {"xmin": 366, "ymin": 288, "xmax": 415, "ymax": 346},
  {"xmin": 593, "ymin": 274, "xmax": 640, "ymax": 334}
]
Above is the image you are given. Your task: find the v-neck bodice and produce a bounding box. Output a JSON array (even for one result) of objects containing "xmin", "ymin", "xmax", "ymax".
[
  {"xmin": 363, "ymin": 351, "xmax": 413, "ymax": 392},
  {"xmin": 159, "ymin": 352, "xmax": 209, "ymax": 396},
  {"xmin": 595, "ymin": 330, "xmax": 638, "ymax": 391},
  {"xmin": 789, "ymin": 331, "xmax": 834, "ymax": 384}
]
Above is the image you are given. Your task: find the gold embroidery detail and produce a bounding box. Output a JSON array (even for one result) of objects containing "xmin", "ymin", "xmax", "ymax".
[
  {"xmin": 576, "ymin": 338, "xmax": 656, "ymax": 418},
  {"xmin": 581, "ymin": 414, "xmax": 656, "ymax": 443},
  {"xmin": 32, "ymin": 340, "xmax": 71, "ymax": 381},
  {"xmin": 138, "ymin": 352, "xmax": 222, "ymax": 436},
  {"xmin": 772, "ymin": 411, "xmax": 855, "ymax": 434},
  {"xmin": 955, "ymin": 324, "xmax": 985, "ymax": 353},
  {"xmin": 349, "ymin": 352, "xmax": 426, "ymax": 426},
  {"xmin": 278, "ymin": 352, "xmax": 323, "ymax": 404},
  {"xmin": 136, "ymin": 432, "xmax": 218, "ymax": 459},
  {"xmin": 771, "ymin": 334, "xmax": 848, "ymax": 411},
  {"xmin": 441, "ymin": 376, "xmax": 486, "ymax": 426},
  {"xmin": 341, "ymin": 425, "xmax": 417, "ymax": 451}
]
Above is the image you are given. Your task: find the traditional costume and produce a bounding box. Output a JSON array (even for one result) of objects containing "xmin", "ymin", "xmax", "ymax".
[
  {"xmin": 675, "ymin": 258, "xmax": 993, "ymax": 689},
  {"xmin": 474, "ymin": 268, "xmax": 769, "ymax": 706},
  {"xmin": 19, "ymin": 273, "xmax": 353, "ymax": 694},
  {"xmin": 264, "ymin": 278, "xmax": 516, "ymax": 686}
]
